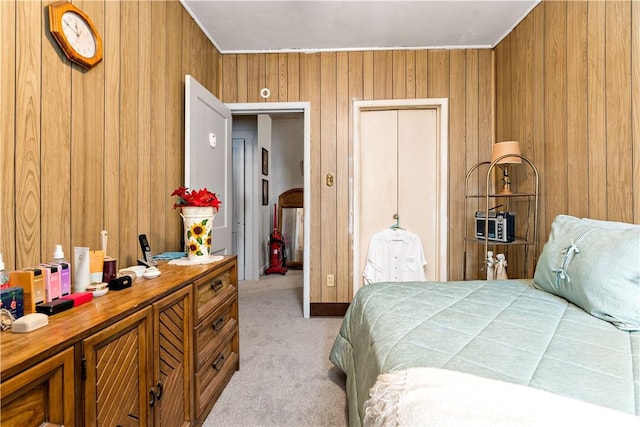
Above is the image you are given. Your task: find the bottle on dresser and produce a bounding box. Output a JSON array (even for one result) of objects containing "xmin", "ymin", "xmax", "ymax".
[{"xmin": 51, "ymin": 244, "xmax": 71, "ymax": 297}]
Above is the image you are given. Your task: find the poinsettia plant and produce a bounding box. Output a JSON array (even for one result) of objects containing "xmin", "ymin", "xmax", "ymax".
[{"xmin": 171, "ymin": 186, "xmax": 222, "ymax": 212}]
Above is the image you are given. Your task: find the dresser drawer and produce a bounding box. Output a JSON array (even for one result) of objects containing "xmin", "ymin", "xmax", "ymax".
[
  {"xmin": 194, "ymin": 327, "xmax": 239, "ymax": 418},
  {"xmin": 194, "ymin": 295, "xmax": 238, "ymax": 371},
  {"xmin": 193, "ymin": 267, "xmax": 235, "ymax": 323}
]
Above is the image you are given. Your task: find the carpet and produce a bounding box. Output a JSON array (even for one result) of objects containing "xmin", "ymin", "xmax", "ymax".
[{"xmin": 202, "ymin": 270, "xmax": 348, "ymax": 427}]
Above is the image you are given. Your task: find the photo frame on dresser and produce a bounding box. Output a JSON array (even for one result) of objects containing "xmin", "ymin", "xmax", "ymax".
[{"xmin": 262, "ymin": 148, "xmax": 269, "ymax": 176}]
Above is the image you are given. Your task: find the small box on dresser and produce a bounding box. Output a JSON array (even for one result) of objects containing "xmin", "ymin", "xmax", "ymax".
[{"xmin": 0, "ymin": 287, "xmax": 24, "ymax": 320}]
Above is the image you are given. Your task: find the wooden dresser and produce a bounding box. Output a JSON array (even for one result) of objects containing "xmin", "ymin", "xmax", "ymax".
[{"xmin": 0, "ymin": 255, "xmax": 239, "ymax": 427}]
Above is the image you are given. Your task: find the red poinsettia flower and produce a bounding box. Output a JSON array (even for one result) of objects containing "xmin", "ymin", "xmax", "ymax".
[{"xmin": 171, "ymin": 186, "xmax": 222, "ymax": 211}]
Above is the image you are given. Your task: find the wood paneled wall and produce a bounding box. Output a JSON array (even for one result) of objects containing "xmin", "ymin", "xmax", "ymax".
[
  {"xmin": 1, "ymin": 0, "xmax": 219, "ymax": 271},
  {"xmin": 495, "ymin": 0, "xmax": 640, "ymax": 260},
  {"xmin": 220, "ymin": 50, "xmax": 496, "ymax": 302},
  {"xmin": 9, "ymin": 0, "xmax": 629, "ymax": 306}
]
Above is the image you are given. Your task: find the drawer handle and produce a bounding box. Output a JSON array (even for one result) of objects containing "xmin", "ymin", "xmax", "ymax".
[
  {"xmin": 212, "ymin": 316, "xmax": 225, "ymax": 331},
  {"xmin": 211, "ymin": 279, "xmax": 224, "ymax": 292},
  {"xmin": 212, "ymin": 353, "xmax": 225, "ymax": 371},
  {"xmin": 156, "ymin": 381, "xmax": 163, "ymax": 400},
  {"xmin": 149, "ymin": 388, "xmax": 156, "ymax": 407}
]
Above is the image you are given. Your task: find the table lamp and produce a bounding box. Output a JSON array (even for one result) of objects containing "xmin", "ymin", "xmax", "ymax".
[{"xmin": 491, "ymin": 141, "xmax": 522, "ymax": 194}]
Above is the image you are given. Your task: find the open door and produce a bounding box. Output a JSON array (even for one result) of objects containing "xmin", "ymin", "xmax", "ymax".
[{"xmin": 185, "ymin": 75, "xmax": 232, "ymax": 255}]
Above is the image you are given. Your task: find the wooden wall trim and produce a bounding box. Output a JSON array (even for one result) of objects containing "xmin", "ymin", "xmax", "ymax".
[{"xmin": 310, "ymin": 303, "xmax": 349, "ymax": 317}]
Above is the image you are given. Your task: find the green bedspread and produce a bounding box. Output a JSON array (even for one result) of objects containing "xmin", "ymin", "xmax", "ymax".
[{"xmin": 329, "ymin": 279, "xmax": 640, "ymax": 427}]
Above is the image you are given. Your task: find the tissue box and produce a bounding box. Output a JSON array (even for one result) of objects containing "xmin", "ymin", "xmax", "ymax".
[{"xmin": 0, "ymin": 287, "xmax": 24, "ymax": 320}]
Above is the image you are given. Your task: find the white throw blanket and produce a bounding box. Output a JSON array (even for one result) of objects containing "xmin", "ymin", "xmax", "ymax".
[{"xmin": 363, "ymin": 368, "xmax": 640, "ymax": 427}]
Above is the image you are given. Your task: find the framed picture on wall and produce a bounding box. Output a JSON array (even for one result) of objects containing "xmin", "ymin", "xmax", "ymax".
[
  {"xmin": 262, "ymin": 179, "xmax": 269, "ymax": 205},
  {"xmin": 262, "ymin": 148, "xmax": 269, "ymax": 176}
]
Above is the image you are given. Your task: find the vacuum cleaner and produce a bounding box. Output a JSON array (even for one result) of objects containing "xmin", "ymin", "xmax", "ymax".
[{"xmin": 265, "ymin": 204, "xmax": 288, "ymax": 275}]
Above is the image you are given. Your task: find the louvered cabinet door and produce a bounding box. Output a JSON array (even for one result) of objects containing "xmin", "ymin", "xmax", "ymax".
[
  {"xmin": 82, "ymin": 307, "xmax": 153, "ymax": 427},
  {"xmin": 153, "ymin": 285, "xmax": 193, "ymax": 426},
  {"xmin": 0, "ymin": 347, "xmax": 74, "ymax": 427}
]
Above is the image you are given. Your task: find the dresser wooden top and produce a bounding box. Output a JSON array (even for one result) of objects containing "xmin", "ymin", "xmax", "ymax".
[{"xmin": 0, "ymin": 255, "xmax": 237, "ymax": 379}]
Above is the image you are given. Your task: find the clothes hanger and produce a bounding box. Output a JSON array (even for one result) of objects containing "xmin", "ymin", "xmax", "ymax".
[{"xmin": 389, "ymin": 214, "xmax": 405, "ymax": 231}]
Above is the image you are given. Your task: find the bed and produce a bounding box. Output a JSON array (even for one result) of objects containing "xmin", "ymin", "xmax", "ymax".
[{"xmin": 330, "ymin": 215, "xmax": 640, "ymax": 426}]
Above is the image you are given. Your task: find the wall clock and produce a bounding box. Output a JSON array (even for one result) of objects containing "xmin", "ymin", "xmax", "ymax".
[{"xmin": 48, "ymin": 1, "xmax": 103, "ymax": 69}]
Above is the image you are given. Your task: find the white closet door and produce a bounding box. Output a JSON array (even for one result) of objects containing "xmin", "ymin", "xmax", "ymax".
[
  {"xmin": 357, "ymin": 107, "xmax": 440, "ymax": 290},
  {"xmin": 358, "ymin": 110, "xmax": 398, "ymax": 290},
  {"xmin": 398, "ymin": 109, "xmax": 439, "ymax": 280}
]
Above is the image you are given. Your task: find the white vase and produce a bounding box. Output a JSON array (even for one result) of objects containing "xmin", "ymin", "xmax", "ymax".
[{"xmin": 180, "ymin": 206, "xmax": 216, "ymax": 261}]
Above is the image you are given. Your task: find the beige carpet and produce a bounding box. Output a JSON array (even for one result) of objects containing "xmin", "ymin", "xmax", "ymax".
[{"xmin": 202, "ymin": 270, "xmax": 348, "ymax": 427}]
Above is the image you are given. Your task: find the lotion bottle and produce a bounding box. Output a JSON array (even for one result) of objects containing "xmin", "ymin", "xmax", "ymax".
[
  {"xmin": 74, "ymin": 247, "xmax": 90, "ymax": 292},
  {"xmin": 52, "ymin": 245, "xmax": 71, "ymax": 297}
]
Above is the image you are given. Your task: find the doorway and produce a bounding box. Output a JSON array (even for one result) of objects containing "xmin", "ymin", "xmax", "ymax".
[{"xmin": 228, "ymin": 102, "xmax": 311, "ymax": 318}]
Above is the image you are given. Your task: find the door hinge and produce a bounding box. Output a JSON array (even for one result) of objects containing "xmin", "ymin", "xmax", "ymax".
[{"xmin": 81, "ymin": 356, "xmax": 87, "ymax": 380}]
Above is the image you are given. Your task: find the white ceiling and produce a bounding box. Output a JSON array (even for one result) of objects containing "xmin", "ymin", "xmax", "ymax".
[{"xmin": 181, "ymin": 0, "xmax": 540, "ymax": 54}]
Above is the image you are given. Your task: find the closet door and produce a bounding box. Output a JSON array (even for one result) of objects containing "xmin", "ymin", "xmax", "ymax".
[
  {"xmin": 397, "ymin": 109, "xmax": 440, "ymax": 280},
  {"xmin": 358, "ymin": 109, "xmax": 398, "ymax": 281},
  {"xmin": 357, "ymin": 107, "xmax": 441, "ymax": 291}
]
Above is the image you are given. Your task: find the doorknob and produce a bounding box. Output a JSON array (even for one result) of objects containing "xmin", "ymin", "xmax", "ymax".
[{"xmin": 326, "ymin": 173, "xmax": 334, "ymax": 187}]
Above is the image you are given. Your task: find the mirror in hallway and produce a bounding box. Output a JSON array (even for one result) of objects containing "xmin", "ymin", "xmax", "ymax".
[{"xmin": 278, "ymin": 188, "xmax": 303, "ymax": 269}]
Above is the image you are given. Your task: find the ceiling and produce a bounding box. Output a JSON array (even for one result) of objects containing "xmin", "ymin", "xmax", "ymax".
[{"xmin": 180, "ymin": 1, "xmax": 540, "ymax": 54}]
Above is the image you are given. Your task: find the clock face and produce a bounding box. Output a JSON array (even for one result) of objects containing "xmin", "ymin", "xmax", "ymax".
[{"xmin": 60, "ymin": 11, "xmax": 96, "ymax": 58}]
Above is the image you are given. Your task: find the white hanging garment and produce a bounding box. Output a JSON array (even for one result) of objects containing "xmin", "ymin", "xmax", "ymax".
[{"xmin": 363, "ymin": 228, "xmax": 427, "ymax": 284}]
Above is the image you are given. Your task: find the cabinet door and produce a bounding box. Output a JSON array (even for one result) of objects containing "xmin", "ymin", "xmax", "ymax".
[
  {"xmin": 83, "ymin": 307, "xmax": 153, "ymax": 427},
  {"xmin": 0, "ymin": 347, "xmax": 74, "ymax": 427},
  {"xmin": 153, "ymin": 286, "xmax": 193, "ymax": 426}
]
